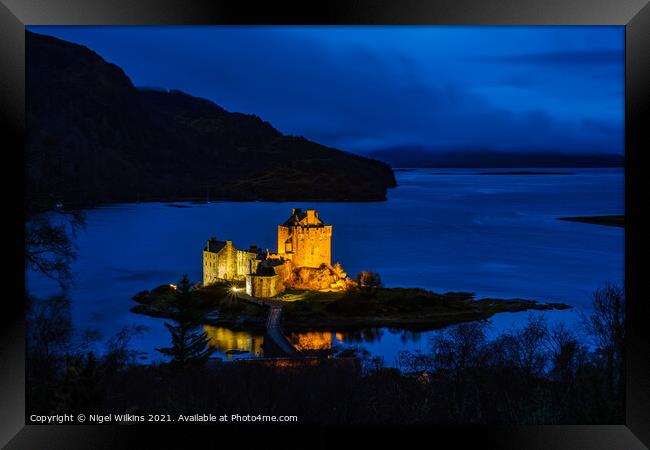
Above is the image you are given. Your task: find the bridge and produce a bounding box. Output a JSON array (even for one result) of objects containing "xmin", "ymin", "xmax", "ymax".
[{"xmin": 234, "ymin": 291, "xmax": 302, "ymax": 357}]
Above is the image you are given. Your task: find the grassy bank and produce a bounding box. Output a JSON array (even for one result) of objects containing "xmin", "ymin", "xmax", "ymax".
[
  {"xmin": 279, "ymin": 288, "xmax": 570, "ymax": 331},
  {"xmin": 131, "ymin": 283, "xmax": 268, "ymax": 331}
]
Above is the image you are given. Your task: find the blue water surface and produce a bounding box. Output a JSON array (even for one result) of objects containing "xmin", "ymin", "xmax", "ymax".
[{"xmin": 27, "ymin": 168, "xmax": 624, "ymax": 365}]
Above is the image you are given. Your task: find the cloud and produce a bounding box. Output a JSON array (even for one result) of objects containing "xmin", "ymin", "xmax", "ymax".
[
  {"xmin": 28, "ymin": 26, "xmax": 624, "ymax": 155},
  {"xmin": 479, "ymin": 50, "xmax": 622, "ymax": 66}
]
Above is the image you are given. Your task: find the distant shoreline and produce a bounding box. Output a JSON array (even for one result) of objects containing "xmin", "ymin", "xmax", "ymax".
[
  {"xmin": 416, "ymin": 170, "xmax": 577, "ymax": 175},
  {"xmin": 557, "ymin": 215, "xmax": 624, "ymax": 228},
  {"xmin": 42, "ymin": 194, "xmax": 392, "ymax": 214},
  {"xmin": 370, "ymin": 149, "xmax": 624, "ymax": 169},
  {"xmin": 393, "ymin": 166, "xmax": 622, "ymax": 170},
  {"xmin": 477, "ymin": 171, "xmax": 575, "ymax": 175}
]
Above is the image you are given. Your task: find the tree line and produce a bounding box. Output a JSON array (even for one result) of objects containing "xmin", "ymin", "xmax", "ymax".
[{"xmin": 26, "ymin": 277, "xmax": 625, "ymax": 424}]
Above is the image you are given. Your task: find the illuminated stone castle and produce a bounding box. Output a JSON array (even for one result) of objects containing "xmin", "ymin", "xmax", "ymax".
[
  {"xmin": 277, "ymin": 208, "xmax": 332, "ymax": 268},
  {"xmin": 203, "ymin": 208, "xmax": 346, "ymax": 298}
]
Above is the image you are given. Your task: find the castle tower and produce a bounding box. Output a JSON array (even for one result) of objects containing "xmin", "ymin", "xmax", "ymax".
[{"xmin": 277, "ymin": 208, "xmax": 332, "ymax": 268}]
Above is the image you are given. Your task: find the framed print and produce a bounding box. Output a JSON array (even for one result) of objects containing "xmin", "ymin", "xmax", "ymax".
[{"xmin": 2, "ymin": 0, "xmax": 649, "ymax": 448}]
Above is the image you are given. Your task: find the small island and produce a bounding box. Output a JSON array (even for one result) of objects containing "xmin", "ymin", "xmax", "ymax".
[
  {"xmin": 132, "ymin": 283, "xmax": 571, "ymax": 333},
  {"xmin": 132, "ymin": 208, "xmax": 571, "ymax": 351},
  {"xmin": 557, "ymin": 215, "xmax": 624, "ymax": 228}
]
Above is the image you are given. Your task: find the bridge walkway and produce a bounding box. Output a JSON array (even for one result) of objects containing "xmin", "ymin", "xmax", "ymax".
[{"xmin": 235, "ymin": 291, "xmax": 301, "ymax": 357}]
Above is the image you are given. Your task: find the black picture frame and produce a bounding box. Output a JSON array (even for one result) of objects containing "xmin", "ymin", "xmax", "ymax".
[{"xmin": 2, "ymin": 0, "xmax": 648, "ymax": 447}]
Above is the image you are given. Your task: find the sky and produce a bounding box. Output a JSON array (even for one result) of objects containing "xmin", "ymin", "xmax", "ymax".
[{"xmin": 28, "ymin": 26, "xmax": 624, "ymax": 155}]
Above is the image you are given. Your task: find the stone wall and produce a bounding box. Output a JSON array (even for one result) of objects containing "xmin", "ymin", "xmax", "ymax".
[
  {"xmin": 245, "ymin": 259, "xmax": 292, "ymax": 298},
  {"xmin": 272, "ymin": 259, "xmax": 293, "ymax": 284},
  {"xmin": 277, "ymin": 224, "xmax": 332, "ymax": 268},
  {"xmin": 203, "ymin": 240, "xmax": 259, "ymax": 285},
  {"xmin": 277, "ymin": 226, "xmax": 291, "ymax": 254},
  {"xmin": 246, "ymin": 273, "xmax": 282, "ymax": 298},
  {"xmin": 294, "ymin": 225, "xmax": 332, "ymax": 268}
]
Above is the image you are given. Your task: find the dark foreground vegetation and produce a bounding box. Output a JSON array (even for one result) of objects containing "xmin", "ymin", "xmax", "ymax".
[
  {"xmin": 27, "ymin": 281, "xmax": 624, "ymax": 424},
  {"xmin": 26, "ymin": 31, "xmax": 396, "ymax": 208}
]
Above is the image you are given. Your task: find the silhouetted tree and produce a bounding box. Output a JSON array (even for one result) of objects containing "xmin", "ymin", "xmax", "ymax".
[
  {"xmin": 431, "ymin": 321, "xmax": 488, "ymax": 421},
  {"xmin": 25, "ymin": 208, "xmax": 85, "ymax": 291},
  {"xmin": 26, "ymin": 294, "xmax": 73, "ymax": 366},
  {"xmin": 581, "ymin": 283, "xmax": 625, "ymax": 419},
  {"xmin": 55, "ymin": 352, "xmax": 104, "ymax": 414},
  {"xmin": 354, "ymin": 271, "xmax": 382, "ymax": 297},
  {"xmin": 26, "ymin": 294, "xmax": 74, "ymax": 414},
  {"xmin": 156, "ymin": 275, "xmax": 216, "ymax": 368},
  {"xmin": 513, "ymin": 314, "xmax": 549, "ymax": 380},
  {"xmin": 545, "ymin": 323, "xmax": 582, "ymax": 385},
  {"xmin": 103, "ymin": 325, "xmax": 147, "ymax": 372}
]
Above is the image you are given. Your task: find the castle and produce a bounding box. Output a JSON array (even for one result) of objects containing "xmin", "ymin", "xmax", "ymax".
[{"xmin": 203, "ymin": 208, "xmax": 344, "ymax": 298}]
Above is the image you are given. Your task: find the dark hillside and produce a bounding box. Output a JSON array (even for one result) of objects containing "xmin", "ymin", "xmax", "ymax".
[{"xmin": 26, "ymin": 31, "xmax": 396, "ymax": 210}]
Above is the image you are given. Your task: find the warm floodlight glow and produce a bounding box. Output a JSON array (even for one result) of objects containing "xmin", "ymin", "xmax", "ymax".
[
  {"xmin": 169, "ymin": 284, "xmax": 177, "ymax": 290},
  {"xmin": 231, "ymin": 287, "xmax": 241, "ymax": 293}
]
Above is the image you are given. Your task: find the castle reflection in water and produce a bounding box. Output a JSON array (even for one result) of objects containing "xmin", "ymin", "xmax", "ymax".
[
  {"xmin": 203, "ymin": 325, "xmax": 265, "ymax": 359},
  {"xmin": 203, "ymin": 325, "xmax": 351, "ymax": 358}
]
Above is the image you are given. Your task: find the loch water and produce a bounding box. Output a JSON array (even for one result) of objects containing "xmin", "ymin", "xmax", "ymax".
[{"xmin": 27, "ymin": 168, "xmax": 624, "ymax": 366}]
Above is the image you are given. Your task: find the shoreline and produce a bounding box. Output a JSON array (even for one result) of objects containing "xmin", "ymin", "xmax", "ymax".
[
  {"xmin": 557, "ymin": 215, "xmax": 624, "ymax": 228},
  {"xmin": 282, "ymin": 300, "xmax": 571, "ymax": 332},
  {"xmin": 131, "ymin": 285, "xmax": 572, "ymax": 334},
  {"xmin": 46, "ymin": 194, "xmax": 394, "ymax": 213},
  {"xmin": 477, "ymin": 171, "xmax": 575, "ymax": 175},
  {"xmin": 36, "ymin": 166, "xmax": 624, "ymax": 213}
]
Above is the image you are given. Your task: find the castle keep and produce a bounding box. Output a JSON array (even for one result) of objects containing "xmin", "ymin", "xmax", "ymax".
[
  {"xmin": 277, "ymin": 208, "xmax": 332, "ymax": 268},
  {"xmin": 203, "ymin": 208, "xmax": 347, "ymax": 298}
]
